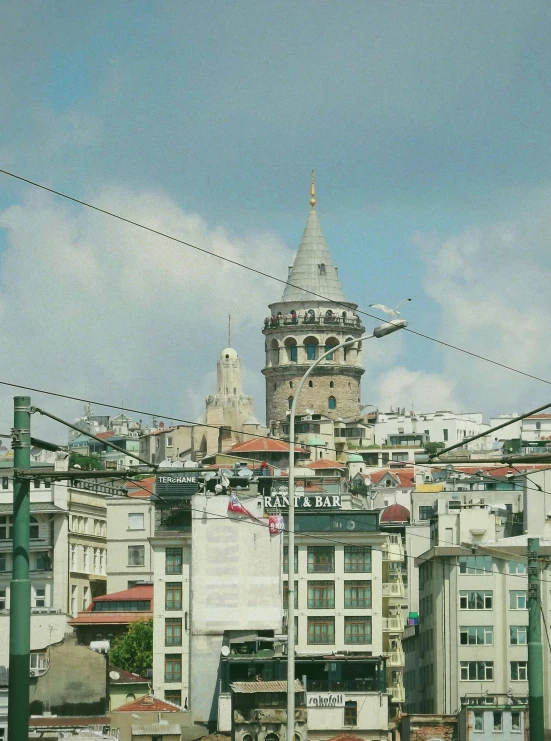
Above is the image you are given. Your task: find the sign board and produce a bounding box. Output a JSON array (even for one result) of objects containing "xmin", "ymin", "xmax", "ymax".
[
  {"xmin": 307, "ymin": 693, "xmax": 345, "ymax": 708},
  {"xmin": 263, "ymin": 494, "xmax": 342, "ymax": 509},
  {"xmin": 155, "ymin": 472, "xmax": 201, "ymax": 499},
  {"xmin": 416, "ymin": 483, "xmax": 444, "ymax": 492}
]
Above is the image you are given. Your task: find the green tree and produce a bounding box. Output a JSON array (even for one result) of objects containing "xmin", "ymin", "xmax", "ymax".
[
  {"xmin": 423, "ymin": 441, "xmax": 445, "ymax": 456},
  {"xmin": 110, "ymin": 619, "xmax": 153, "ymax": 677},
  {"xmin": 69, "ymin": 452, "xmax": 103, "ymax": 470}
]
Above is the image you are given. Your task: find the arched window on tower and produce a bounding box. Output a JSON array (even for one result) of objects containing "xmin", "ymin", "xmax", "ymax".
[
  {"xmin": 304, "ymin": 336, "xmax": 319, "ymax": 361},
  {"xmin": 288, "ymin": 397, "xmax": 293, "ymax": 410},
  {"xmin": 284, "ymin": 337, "xmax": 298, "ymax": 363},
  {"xmin": 325, "ymin": 337, "xmax": 338, "ymax": 361},
  {"xmin": 329, "ymin": 381, "xmax": 334, "ymax": 389},
  {"xmin": 328, "ymin": 396, "xmax": 337, "ymax": 410},
  {"xmin": 308, "ymin": 380, "xmax": 313, "ymax": 388}
]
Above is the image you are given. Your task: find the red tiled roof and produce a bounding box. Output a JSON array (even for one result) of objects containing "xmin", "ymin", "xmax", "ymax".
[
  {"xmin": 369, "ymin": 470, "xmax": 399, "ymax": 485},
  {"xmin": 380, "ymin": 503, "xmax": 410, "ymax": 523},
  {"xmin": 306, "ymin": 459, "xmax": 346, "ymax": 469},
  {"xmin": 125, "ymin": 476, "xmax": 155, "ymax": 497},
  {"xmin": 69, "ymin": 612, "xmax": 152, "ymax": 626},
  {"xmin": 96, "ymin": 431, "xmax": 114, "ymax": 440},
  {"xmin": 230, "ymin": 438, "xmax": 306, "ymax": 453},
  {"xmin": 328, "ymin": 735, "xmax": 366, "ymax": 741},
  {"xmin": 526, "ymin": 414, "xmax": 551, "ymax": 419},
  {"xmin": 95, "ymin": 585, "xmax": 153, "ymax": 602},
  {"xmin": 114, "ymin": 695, "xmax": 180, "ymax": 712},
  {"xmin": 109, "ymin": 666, "xmax": 150, "ymax": 684}
]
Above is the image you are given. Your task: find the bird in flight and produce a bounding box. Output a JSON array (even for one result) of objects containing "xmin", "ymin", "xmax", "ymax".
[{"xmin": 369, "ymin": 298, "xmax": 412, "ymax": 317}]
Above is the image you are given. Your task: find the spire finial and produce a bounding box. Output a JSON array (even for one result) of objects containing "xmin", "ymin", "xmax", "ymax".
[{"xmin": 310, "ymin": 170, "xmax": 316, "ymax": 208}]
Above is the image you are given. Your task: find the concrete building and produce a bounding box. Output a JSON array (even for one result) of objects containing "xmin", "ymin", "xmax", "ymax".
[
  {"xmin": 458, "ymin": 697, "xmax": 526, "ymax": 741},
  {"xmin": 109, "ymin": 694, "xmax": 200, "ymax": 741},
  {"xmin": 373, "ymin": 411, "xmax": 490, "ymax": 451},
  {"xmin": 262, "ymin": 178, "xmax": 365, "ymax": 427},
  {"xmin": 106, "ymin": 478, "xmax": 154, "ymax": 592}
]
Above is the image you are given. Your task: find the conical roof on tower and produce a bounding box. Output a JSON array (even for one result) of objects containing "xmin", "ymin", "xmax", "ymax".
[{"xmin": 281, "ymin": 173, "xmax": 347, "ymax": 304}]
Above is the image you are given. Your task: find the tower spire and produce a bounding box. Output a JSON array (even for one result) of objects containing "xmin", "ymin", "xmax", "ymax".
[{"xmin": 310, "ymin": 170, "xmax": 316, "ymax": 208}]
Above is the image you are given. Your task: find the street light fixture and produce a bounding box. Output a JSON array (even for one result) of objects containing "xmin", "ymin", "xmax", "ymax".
[{"xmin": 285, "ymin": 319, "xmax": 407, "ymax": 740}]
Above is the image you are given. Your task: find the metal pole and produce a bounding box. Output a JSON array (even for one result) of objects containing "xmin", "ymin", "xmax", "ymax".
[
  {"xmin": 8, "ymin": 396, "xmax": 32, "ymax": 741},
  {"xmin": 528, "ymin": 538, "xmax": 544, "ymax": 741}
]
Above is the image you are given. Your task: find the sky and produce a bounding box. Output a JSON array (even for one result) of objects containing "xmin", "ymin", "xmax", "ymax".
[{"xmin": 1, "ymin": 1, "xmax": 551, "ymax": 442}]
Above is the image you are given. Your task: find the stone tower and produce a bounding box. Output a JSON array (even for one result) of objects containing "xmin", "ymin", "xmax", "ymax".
[{"xmin": 262, "ymin": 175, "xmax": 365, "ymax": 427}]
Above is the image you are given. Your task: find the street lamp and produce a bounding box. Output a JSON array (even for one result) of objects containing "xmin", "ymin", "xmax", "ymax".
[{"xmin": 285, "ymin": 319, "xmax": 407, "ymax": 740}]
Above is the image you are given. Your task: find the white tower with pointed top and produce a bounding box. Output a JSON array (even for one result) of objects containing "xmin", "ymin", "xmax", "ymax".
[{"xmin": 262, "ymin": 174, "xmax": 365, "ymax": 427}]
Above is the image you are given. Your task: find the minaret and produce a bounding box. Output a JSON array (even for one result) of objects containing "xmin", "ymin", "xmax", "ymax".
[{"xmin": 262, "ymin": 174, "xmax": 365, "ymax": 427}]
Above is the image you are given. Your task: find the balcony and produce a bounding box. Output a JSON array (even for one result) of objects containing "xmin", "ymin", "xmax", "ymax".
[
  {"xmin": 382, "ymin": 574, "xmax": 406, "ymax": 599},
  {"xmin": 388, "ymin": 682, "xmax": 405, "ymax": 703},
  {"xmin": 383, "ymin": 649, "xmax": 405, "ymax": 667},
  {"xmin": 306, "ymin": 679, "xmax": 381, "ymax": 692},
  {"xmin": 382, "ymin": 616, "xmax": 404, "ymax": 632},
  {"xmin": 264, "ymin": 316, "xmax": 363, "ymax": 330},
  {"xmin": 382, "ymin": 535, "xmax": 404, "ymax": 562}
]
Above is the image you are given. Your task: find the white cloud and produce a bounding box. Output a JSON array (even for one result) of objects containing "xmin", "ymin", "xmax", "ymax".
[
  {"xmin": 0, "ymin": 187, "xmax": 291, "ymax": 440},
  {"xmin": 372, "ymin": 367, "xmax": 460, "ymax": 413}
]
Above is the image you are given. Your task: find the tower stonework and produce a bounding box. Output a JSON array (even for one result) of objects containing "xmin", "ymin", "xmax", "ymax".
[{"xmin": 262, "ymin": 178, "xmax": 365, "ymax": 427}]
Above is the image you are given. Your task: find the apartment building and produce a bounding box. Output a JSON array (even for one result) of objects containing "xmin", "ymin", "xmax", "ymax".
[
  {"xmin": 106, "ymin": 478, "xmax": 154, "ymax": 592},
  {"xmin": 403, "ymin": 501, "xmax": 551, "ymax": 723}
]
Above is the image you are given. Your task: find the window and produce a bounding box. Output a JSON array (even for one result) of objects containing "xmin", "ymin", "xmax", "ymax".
[
  {"xmin": 510, "ymin": 591, "xmax": 527, "ymax": 610},
  {"xmin": 460, "ymin": 661, "xmax": 494, "ymax": 681},
  {"xmin": 344, "ymin": 546, "xmax": 371, "ymax": 572},
  {"xmin": 325, "ymin": 344, "xmax": 335, "ymax": 360},
  {"xmin": 459, "ymin": 591, "xmax": 493, "ymax": 609},
  {"xmin": 70, "ymin": 545, "xmax": 77, "ymax": 571},
  {"xmin": 306, "ymin": 343, "xmax": 316, "ymax": 361},
  {"xmin": 35, "ymin": 552, "xmax": 50, "ymax": 571},
  {"xmin": 128, "ymin": 513, "xmax": 144, "ymax": 530},
  {"xmin": 329, "ymin": 381, "xmax": 334, "ymax": 388},
  {"xmin": 165, "ymin": 689, "xmax": 182, "ymax": 706},
  {"xmin": 345, "ymin": 616, "xmax": 372, "ymax": 644},
  {"xmin": 474, "ymin": 711, "xmax": 484, "ymax": 732},
  {"xmin": 510, "ymin": 626, "xmax": 528, "ymax": 645},
  {"xmin": 165, "ymin": 618, "xmax": 182, "ymax": 646},
  {"xmin": 344, "ymin": 701, "xmax": 357, "ymax": 726},
  {"xmin": 443, "ymin": 429, "xmax": 448, "ymax": 441},
  {"xmin": 100, "ymin": 549, "xmax": 105, "ymax": 574},
  {"xmin": 493, "ymin": 712, "xmax": 502, "ymax": 731},
  {"xmin": 265, "ymin": 734, "xmax": 279, "ymax": 741},
  {"xmin": 33, "ymin": 479, "xmax": 40, "ymax": 489},
  {"xmin": 70, "ymin": 585, "xmax": 77, "ymax": 615},
  {"xmin": 34, "ymin": 587, "xmax": 46, "ymax": 608},
  {"xmin": 307, "ymin": 546, "xmax": 335, "ymax": 573},
  {"xmin": 289, "ymin": 345, "xmax": 298, "ymax": 362},
  {"xmin": 284, "ymin": 546, "xmax": 298, "ymax": 574},
  {"xmin": 128, "ymin": 545, "xmax": 145, "ymax": 566},
  {"xmin": 83, "ymin": 547, "xmax": 89, "ymax": 572},
  {"xmin": 418, "ymin": 506, "xmax": 433, "ymax": 521},
  {"xmin": 0, "ymin": 587, "xmax": 6, "ymax": 609},
  {"xmin": 0, "ymin": 554, "xmax": 5, "ymax": 571},
  {"xmin": 29, "ymin": 517, "xmax": 39, "ymax": 539},
  {"xmin": 166, "ymin": 583, "xmax": 182, "ymax": 610},
  {"xmin": 82, "ymin": 586, "xmax": 89, "ymax": 611},
  {"xmin": 30, "ymin": 653, "xmax": 48, "ymax": 670},
  {"xmin": 2, "ymin": 478, "xmax": 8, "ymax": 489},
  {"xmin": 0, "ymin": 517, "xmax": 12, "ymax": 540},
  {"xmin": 166, "ymin": 436, "xmax": 173, "ymax": 447},
  {"xmin": 307, "ymin": 616, "xmax": 335, "ymax": 644},
  {"xmin": 328, "ymin": 396, "xmax": 336, "ymax": 410},
  {"xmin": 460, "ymin": 626, "xmax": 493, "ymax": 645},
  {"xmin": 392, "ymin": 452, "xmax": 408, "ymax": 462},
  {"xmin": 511, "ymin": 712, "xmax": 521, "ymax": 732},
  {"xmin": 164, "ymin": 655, "xmax": 182, "ymax": 682},
  {"xmin": 288, "ymin": 397, "xmax": 293, "ymax": 410},
  {"xmin": 459, "ymin": 556, "xmax": 493, "ymax": 574},
  {"xmin": 511, "ymin": 661, "xmax": 528, "ymax": 681},
  {"xmin": 308, "ymin": 380, "xmax": 313, "ymax": 388},
  {"xmin": 166, "ymin": 548, "xmax": 183, "ymax": 575},
  {"xmin": 344, "ymin": 580, "xmax": 371, "ymax": 608},
  {"xmin": 509, "ymin": 561, "xmax": 527, "ymax": 575},
  {"xmin": 283, "ymin": 581, "xmax": 298, "ymax": 609},
  {"xmin": 307, "ymin": 581, "xmax": 334, "ymax": 608}
]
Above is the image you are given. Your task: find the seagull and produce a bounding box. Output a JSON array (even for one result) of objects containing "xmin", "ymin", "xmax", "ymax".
[{"xmin": 369, "ymin": 298, "xmax": 412, "ymax": 317}]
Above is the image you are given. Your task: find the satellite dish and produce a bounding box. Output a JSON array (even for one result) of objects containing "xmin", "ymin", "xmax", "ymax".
[
  {"xmin": 203, "ymin": 471, "xmax": 216, "ymax": 481},
  {"xmin": 221, "ymin": 645, "xmax": 230, "ymax": 657},
  {"xmin": 30, "ymin": 447, "xmax": 42, "ymax": 458},
  {"xmin": 238, "ymin": 468, "xmax": 254, "ymax": 479},
  {"xmin": 109, "ymin": 670, "xmax": 120, "ymax": 681}
]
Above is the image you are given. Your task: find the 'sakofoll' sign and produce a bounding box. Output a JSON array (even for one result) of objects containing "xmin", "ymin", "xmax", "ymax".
[{"xmin": 307, "ymin": 693, "xmax": 345, "ymax": 708}]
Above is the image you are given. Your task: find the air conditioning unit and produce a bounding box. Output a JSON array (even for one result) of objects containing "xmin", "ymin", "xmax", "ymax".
[{"xmin": 30, "ymin": 669, "xmax": 38, "ymax": 677}]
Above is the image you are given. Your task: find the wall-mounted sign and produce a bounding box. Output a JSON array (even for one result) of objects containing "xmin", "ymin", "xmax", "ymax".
[
  {"xmin": 155, "ymin": 472, "xmax": 201, "ymax": 498},
  {"xmin": 264, "ymin": 495, "xmax": 342, "ymax": 509},
  {"xmin": 307, "ymin": 693, "xmax": 345, "ymax": 708}
]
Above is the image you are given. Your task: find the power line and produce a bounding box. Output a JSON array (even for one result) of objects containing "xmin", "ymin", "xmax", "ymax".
[{"xmin": 1, "ymin": 167, "xmax": 551, "ymax": 388}]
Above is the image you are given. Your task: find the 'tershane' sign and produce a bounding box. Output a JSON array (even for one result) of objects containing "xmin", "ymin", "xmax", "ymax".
[{"xmin": 155, "ymin": 473, "xmax": 201, "ymax": 498}]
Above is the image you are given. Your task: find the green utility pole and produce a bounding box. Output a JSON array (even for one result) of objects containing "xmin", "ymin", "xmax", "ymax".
[
  {"xmin": 528, "ymin": 537, "xmax": 544, "ymax": 741},
  {"xmin": 8, "ymin": 396, "xmax": 31, "ymax": 741}
]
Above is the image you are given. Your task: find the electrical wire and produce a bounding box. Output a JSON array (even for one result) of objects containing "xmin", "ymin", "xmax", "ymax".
[{"xmin": 1, "ymin": 167, "xmax": 551, "ymax": 388}]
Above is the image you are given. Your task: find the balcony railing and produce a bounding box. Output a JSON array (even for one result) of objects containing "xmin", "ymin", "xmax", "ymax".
[
  {"xmin": 389, "ymin": 684, "xmax": 406, "ymax": 703},
  {"xmin": 382, "ymin": 616, "xmax": 404, "ymax": 632},
  {"xmin": 264, "ymin": 316, "xmax": 363, "ymax": 330},
  {"xmin": 306, "ymin": 679, "xmax": 381, "ymax": 692},
  {"xmin": 382, "ymin": 578, "xmax": 406, "ymax": 599},
  {"xmin": 382, "ymin": 535, "xmax": 404, "ymax": 562},
  {"xmin": 383, "ymin": 650, "xmax": 405, "ymax": 667}
]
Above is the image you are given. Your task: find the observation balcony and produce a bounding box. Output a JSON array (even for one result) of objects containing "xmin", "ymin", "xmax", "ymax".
[
  {"xmin": 382, "ymin": 615, "xmax": 404, "ymax": 633},
  {"xmin": 263, "ymin": 314, "xmax": 363, "ymax": 330},
  {"xmin": 382, "ymin": 534, "xmax": 404, "ymax": 562}
]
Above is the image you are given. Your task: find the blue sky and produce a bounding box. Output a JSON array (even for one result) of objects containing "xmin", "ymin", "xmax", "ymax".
[{"xmin": 1, "ymin": 1, "xmax": 551, "ymax": 438}]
